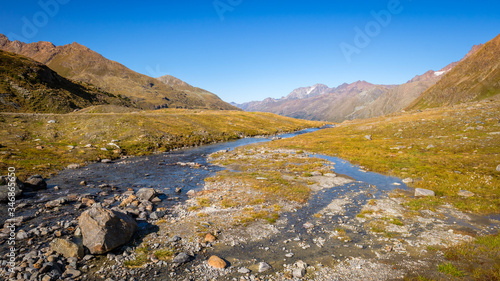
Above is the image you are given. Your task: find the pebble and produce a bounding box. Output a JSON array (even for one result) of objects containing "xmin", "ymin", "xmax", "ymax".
[
  {"xmin": 238, "ymin": 267, "xmax": 251, "ymax": 274},
  {"xmin": 258, "ymin": 262, "xmax": 271, "ymax": 272}
]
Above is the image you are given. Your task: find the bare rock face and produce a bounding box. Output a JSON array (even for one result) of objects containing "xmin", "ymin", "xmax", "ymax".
[{"xmin": 78, "ymin": 206, "xmax": 137, "ymax": 254}]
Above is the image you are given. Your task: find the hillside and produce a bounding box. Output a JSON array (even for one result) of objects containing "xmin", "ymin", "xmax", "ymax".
[
  {"xmin": 408, "ymin": 34, "xmax": 500, "ymax": 109},
  {"xmin": 0, "ymin": 34, "xmax": 238, "ymax": 110},
  {"xmin": 0, "ymin": 50, "xmax": 132, "ymax": 113}
]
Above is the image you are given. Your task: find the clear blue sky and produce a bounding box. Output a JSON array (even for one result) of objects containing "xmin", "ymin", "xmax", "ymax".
[{"xmin": 1, "ymin": 0, "xmax": 499, "ymax": 103}]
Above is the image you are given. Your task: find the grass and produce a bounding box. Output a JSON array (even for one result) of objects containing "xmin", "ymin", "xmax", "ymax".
[
  {"xmin": 154, "ymin": 249, "xmax": 175, "ymax": 261},
  {"xmin": 437, "ymin": 263, "xmax": 465, "ymax": 277},
  {"xmin": 442, "ymin": 233, "xmax": 500, "ymax": 280},
  {"xmin": 268, "ymin": 100, "xmax": 500, "ymax": 215},
  {"xmin": 0, "ymin": 109, "xmax": 323, "ymax": 179},
  {"xmin": 234, "ymin": 208, "xmax": 280, "ymax": 226}
]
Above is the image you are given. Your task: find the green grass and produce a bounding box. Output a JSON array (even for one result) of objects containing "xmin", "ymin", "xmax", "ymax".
[
  {"xmin": 269, "ymin": 100, "xmax": 500, "ymax": 215},
  {"xmin": 154, "ymin": 249, "xmax": 175, "ymax": 261},
  {"xmin": 0, "ymin": 110, "xmax": 323, "ymax": 179},
  {"xmin": 437, "ymin": 263, "xmax": 465, "ymax": 277},
  {"xmin": 442, "ymin": 233, "xmax": 500, "ymax": 280}
]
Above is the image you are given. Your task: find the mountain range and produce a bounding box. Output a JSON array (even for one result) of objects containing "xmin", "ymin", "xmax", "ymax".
[
  {"xmin": 0, "ymin": 34, "xmax": 238, "ymax": 111},
  {"xmin": 235, "ymin": 37, "xmax": 496, "ymax": 122}
]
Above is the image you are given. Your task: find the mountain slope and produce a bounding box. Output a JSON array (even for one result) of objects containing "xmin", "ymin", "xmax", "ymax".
[
  {"xmin": 0, "ymin": 34, "xmax": 238, "ymax": 110},
  {"xmin": 236, "ymin": 44, "xmax": 483, "ymax": 122},
  {"xmin": 0, "ymin": 50, "xmax": 132, "ymax": 113},
  {"xmin": 408, "ymin": 34, "xmax": 500, "ymax": 109}
]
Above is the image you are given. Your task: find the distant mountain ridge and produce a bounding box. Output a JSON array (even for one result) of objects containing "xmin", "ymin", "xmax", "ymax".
[
  {"xmin": 235, "ymin": 43, "xmax": 486, "ymax": 122},
  {"xmin": 0, "ymin": 34, "xmax": 238, "ymax": 111}
]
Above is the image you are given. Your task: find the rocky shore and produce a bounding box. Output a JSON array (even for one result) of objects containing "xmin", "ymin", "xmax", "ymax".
[{"xmin": 0, "ymin": 145, "xmax": 498, "ymax": 280}]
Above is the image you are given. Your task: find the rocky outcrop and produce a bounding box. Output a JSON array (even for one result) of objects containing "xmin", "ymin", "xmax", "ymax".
[{"xmin": 78, "ymin": 205, "xmax": 137, "ymax": 254}]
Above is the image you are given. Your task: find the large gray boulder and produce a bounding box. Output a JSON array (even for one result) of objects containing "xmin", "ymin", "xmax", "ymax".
[
  {"xmin": 0, "ymin": 176, "xmax": 23, "ymax": 202},
  {"xmin": 78, "ymin": 205, "xmax": 137, "ymax": 254}
]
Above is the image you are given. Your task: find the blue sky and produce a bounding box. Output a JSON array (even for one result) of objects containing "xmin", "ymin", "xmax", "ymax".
[{"xmin": 1, "ymin": 0, "xmax": 499, "ymax": 103}]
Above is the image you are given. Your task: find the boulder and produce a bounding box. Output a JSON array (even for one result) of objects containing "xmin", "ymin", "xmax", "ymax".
[
  {"xmin": 24, "ymin": 175, "xmax": 47, "ymax": 191},
  {"xmin": 207, "ymin": 255, "xmax": 227, "ymax": 269},
  {"xmin": 50, "ymin": 238, "xmax": 84, "ymax": 259},
  {"xmin": 136, "ymin": 188, "xmax": 156, "ymax": 201},
  {"xmin": 78, "ymin": 206, "xmax": 137, "ymax": 254},
  {"xmin": 414, "ymin": 188, "xmax": 435, "ymax": 197}
]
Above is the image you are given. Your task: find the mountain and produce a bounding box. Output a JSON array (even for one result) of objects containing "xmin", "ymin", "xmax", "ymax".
[
  {"xmin": 407, "ymin": 34, "xmax": 500, "ymax": 109},
  {"xmin": 0, "ymin": 34, "xmax": 238, "ymax": 111},
  {"xmin": 235, "ymin": 44, "xmax": 483, "ymax": 122},
  {"xmin": 0, "ymin": 50, "xmax": 132, "ymax": 113}
]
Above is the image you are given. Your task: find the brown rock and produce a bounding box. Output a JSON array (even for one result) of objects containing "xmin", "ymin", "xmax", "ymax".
[
  {"xmin": 204, "ymin": 233, "xmax": 217, "ymax": 243},
  {"xmin": 81, "ymin": 197, "xmax": 95, "ymax": 207},
  {"xmin": 207, "ymin": 255, "xmax": 227, "ymax": 269}
]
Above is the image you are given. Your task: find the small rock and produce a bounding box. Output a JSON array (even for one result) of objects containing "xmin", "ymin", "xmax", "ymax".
[
  {"xmin": 45, "ymin": 197, "xmax": 68, "ymax": 208},
  {"xmin": 172, "ymin": 252, "xmax": 191, "ymax": 264},
  {"xmin": 258, "ymin": 262, "xmax": 271, "ymax": 272},
  {"xmin": 24, "ymin": 174, "xmax": 47, "ymax": 190},
  {"xmin": 293, "ymin": 268, "xmax": 306, "ymax": 278},
  {"xmin": 50, "ymin": 238, "xmax": 84, "ymax": 259},
  {"xmin": 175, "ymin": 187, "xmax": 182, "ymax": 193},
  {"xmin": 238, "ymin": 267, "xmax": 250, "ymax": 274},
  {"xmin": 170, "ymin": 236, "xmax": 182, "ymax": 243},
  {"xmin": 414, "ymin": 188, "xmax": 435, "ymax": 197},
  {"xmin": 207, "ymin": 255, "xmax": 227, "ymax": 269},
  {"xmin": 149, "ymin": 210, "xmax": 166, "ymax": 220},
  {"xmin": 426, "ymin": 144, "xmax": 435, "ymax": 149},
  {"xmin": 64, "ymin": 268, "xmax": 81, "ymax": 278},
  {"xmin": 303, "ymin": 222, "xmax": 314, "ymax": 229},
  {"xmin": 136, "ymin": 188, "xmax": 156, "ymax": 201},
  {"xmin": 67, "ymin": 164, "xmax": 80, "ymax": 169},
  {"xmin": 204, "ymin": 233, "xmax": 217, "ymax": 243},
  {"xmin": 285, "ymin": 253, "xmax": 294, "ymax": 258},
  {"xmin": 402, "ymin": 178, "xmax": 413, "ymax": 184},
  {"xmin": 47, "ymin": 120, "xmax": 56, "ymax": 124},
  {"xmin": 101, "ymin": 159, "xmax": 113, "ymax": 163},
  {"xmin": 458, "ymin": 190, "xmax": 475, "ymax": 198},
  {"xmin": 79, "ymin": 181, "xmax": 87, "ymax": 186},
  {"xmin": 497, "ymin": 164, "xmax": 500, "ymax": 172},
  {"xmin": 186, "ymin": 190, "xmax": 196, "ymax": 196},
  {"xmin": 364, "ymin": 135, "xmax": 372, "ymax": 141}
]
